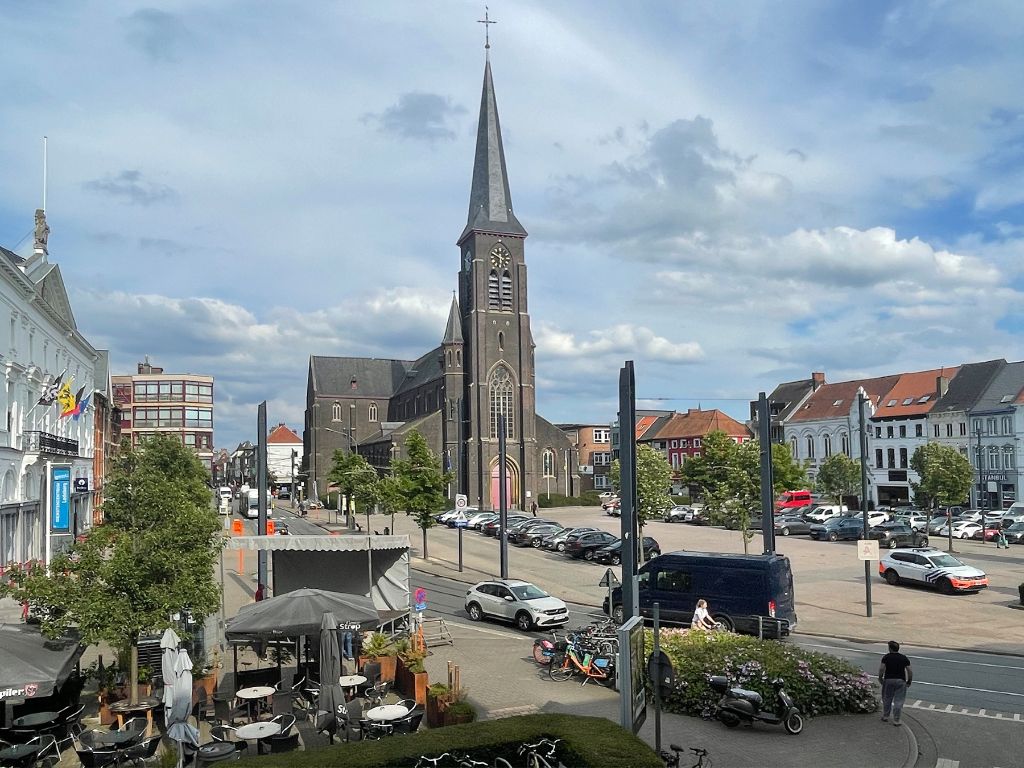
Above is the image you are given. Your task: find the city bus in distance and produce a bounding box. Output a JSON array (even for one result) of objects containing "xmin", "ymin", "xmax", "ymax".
[{"xmin": 245, "ymin": 489, "xmax": 259, "ymax": 519}]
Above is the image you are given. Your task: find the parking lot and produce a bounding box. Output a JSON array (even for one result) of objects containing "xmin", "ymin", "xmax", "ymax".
[{"xmin": 391, "ymin": 505, "xmax": 1024, "ymax": 654}]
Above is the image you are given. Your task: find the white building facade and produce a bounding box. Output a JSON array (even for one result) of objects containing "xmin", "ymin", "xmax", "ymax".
[{"xmin": 0, "ymin": 213, "xmax": 97, "ymax": 570}]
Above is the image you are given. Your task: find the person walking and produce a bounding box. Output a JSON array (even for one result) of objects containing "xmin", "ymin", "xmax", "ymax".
[
  {"xmin": 879, "ymin": 640, "xmax": 912, "ymax": 725},
  {"xmin": 530, "ymin": 501, "xmax": 538, "ymax": 517}
]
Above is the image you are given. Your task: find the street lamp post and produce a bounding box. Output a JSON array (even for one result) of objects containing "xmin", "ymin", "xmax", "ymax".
[{"xmin": 290, "ymin": 449, "xmax": 297, "ymax": 509}]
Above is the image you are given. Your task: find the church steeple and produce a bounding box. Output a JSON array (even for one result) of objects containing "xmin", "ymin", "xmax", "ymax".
[
  {"xmin": 442, "ymin": 294, "xmax": 463, "ymax": 344},
  {"xmin": 459, "ymin": 60, "xmax": 527, "ymax": 242}
]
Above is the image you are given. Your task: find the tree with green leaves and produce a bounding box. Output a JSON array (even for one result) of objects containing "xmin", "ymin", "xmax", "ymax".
[
  {"xmin": 328, "ymin": 451, "xmax": 379, "ymax": 527},
  {"xmin": 375, "ymin": 474, "xmax": 405, "ymax": 534},
  {"xmin": 910, "ymin": 442, "xmax": 973, "ymax": 511},
  {"xmin": 610, "ymin": 445, "xmax": 673, "ymax": 532},
  {"xmin": 770, "ymin": 443, "xmax": 810, "ymax": 496},
  {"xmin": 816, "ymin": 453, "xmax": 861, "ymax": 507},
  {"xmin": 0, "ymin": 435, "xmax": 222, "ymax": 704},
  {"xmin": 392, "ymin": 430, "xmax": 450, "ymax": 559}
]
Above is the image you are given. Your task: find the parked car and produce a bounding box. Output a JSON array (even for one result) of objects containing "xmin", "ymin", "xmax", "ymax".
[
  {"xmin": 464, "ymin": 579, "xmax": 569, "ymax": 631},
  {"xmin": 970, "ymin": 525, "xmax": 1004, "ymax": 541},
  {"xmin": 775, "ymin": 489, "xmax": 814, "ymax": 513},
  {"xmin": 957, "ymin": 509, "xmax": 994, "ymax": 523},
  {"xmin": 466, "ymin": 511, "xmax": 497, "ymax": 529},
  {"xmin": 774, "ymin": 515, "xmax": 812, "ymax": 536},
  {"xmin": 604, "ymin": 499, "xmax": 621, "ymax": 517},
  {"xmin": 725, "ymin": 515, "xmax": 764, "ymax": 531},
  {"xmin": 663, "ymin": 505, "xmax": 691, "ymax": 523},
  {"xmin": 444, "ymin": 507, "xmax": 482, "ymax": 527},
  {"xmin": 542, "ymin": 526, "xmax": 599, "ymax": 552},
  {"xmin": 594, "ymin": 536, "xmax": 661, "ymax": 565},
  {"xmin": 277, "ymin": 488, "xmax": 291, "ymax": 500},
  {"xmin": 878, "ymin": 547, "xmax": 989, "ymax": 594},
  {"xmin": 601, "ymin": 496, "xmax": 620, "ymax": 510},
  {"xmin": 867, "ymin": 522, "xmax": 929, "ymax": 549},
  {"xmin": 809, "ymin": 517, "xmax": 865, "ymax": 542},
  {"xmin": 936, "ymin": 521, "xmax": 982, "ymax": 539},
  {"xmin": 563, "ymin": 530, "xmax": 619, "ymax": 560},
  {"xmin": 894, "ymin": 513, "xmax": 929, "ymax": 532},
  {"xmin": 846, "ymin": 510, "xmax": 889, "ymax": 527},
  {"xmin": 435, "ymin": 508, "xmax": 460, "ymax": 524},
  {"xmin": 598, "ymin": 491, "xmax": 617, "ymax": 502},
  {"xmin": 804, "ymin": 505, "xmax": 847, "ymax": 524},
  {"xmin": 274, "ymin": 522, "xmax": 290, "ymax": 535},
  {"xmin": 508, "ymin": 523, "xmax": 564, "ymax": 547},
  {"xmin": 1001, "ymin": 512, "xmax": 1024, "ymax": 528},
  {"xmin": 1003, "ymin": 521, "xmax": 1024, "ymax": 543},
  {"xmin": 481, "ymin": 514, "xmax": 529, "ymax": 537},
  {"xmin": 927, "ymin": 516, "xmax": 956, "ymax": 535}
]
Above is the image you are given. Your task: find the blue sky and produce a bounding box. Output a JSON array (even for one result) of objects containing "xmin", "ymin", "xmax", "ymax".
[{"xmin": 2, "ymin": 0, "xmax": 1024, "ymax": 449}]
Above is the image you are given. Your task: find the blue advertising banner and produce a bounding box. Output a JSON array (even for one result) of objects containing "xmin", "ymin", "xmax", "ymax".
[{"xmin": 51, "ymin": 466, "xmax": 71, "ymax": 532}]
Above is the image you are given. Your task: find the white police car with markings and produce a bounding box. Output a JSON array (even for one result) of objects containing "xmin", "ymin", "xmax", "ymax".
[{"xmin": 878, "ymin": 547, "xmax": 989, "ymax": 594}]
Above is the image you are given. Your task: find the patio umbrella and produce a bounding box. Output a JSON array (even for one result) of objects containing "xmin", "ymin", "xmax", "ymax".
[
  {"xmin": 165, "ymin": 648, "xmax": 199, "ymax": 768},
  {"xmin": 224, "ymin": 587, "xmax": 381, "ymax": 642},
  {"xmin": 0, "ymin": 623, "xmax": 84, "ymax": 702},
  {"xmin": 159, "ymin": 628, "xmax": 181, "ymax": 707},
  {"xmin": 318, "ymin": 613, "xmax": 345, "ymax": 742}
]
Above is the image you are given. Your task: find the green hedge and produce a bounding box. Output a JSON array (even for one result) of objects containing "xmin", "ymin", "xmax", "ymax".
[
  {"xmin": 670, "ymin": 494, "xmax": 692, "ymax": 505},
  {"xmin": 236, "ymin": 714, "xmax": 661, "ymax": 767},
  {"xmin": 649, "ymin": 630, "xmax": 877, "ymax": 718},
  {"xmin": 538, "ymin": 492, "xmax": 600, "ymax": 508}
]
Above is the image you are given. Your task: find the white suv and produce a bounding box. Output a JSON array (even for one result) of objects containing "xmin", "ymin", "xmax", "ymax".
[
  {"xmin": 464, "ymin": 579, "xmax": 569, "ymax": 631},
  {"xmin": 878, "ymin": 547, "xmax": 989, "ymax": 594}
]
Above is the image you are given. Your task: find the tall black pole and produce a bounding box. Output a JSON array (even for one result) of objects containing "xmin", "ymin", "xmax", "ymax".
[
  {"xmin": 757, "ymin": 392, "xmax": 776, "ymax": 554},
  {"xmin": 499, "ymin": 417, "xmax": 508, "ymax": 579},
  {"xmin": 857, "ymin": 391, "xmax": 872, "ymax": 618},
  {"xmin": 257, "ymin": 401, "xmax": 268, "ymax": 591},
  {"xmin": 618, "ymin": 361, "xmax": 638, "ymax": 621},
  {"xmin": 290, "ymin": 449, "xmax": 296, "ymax": 509},
  {"xmin": 977, "ymin": 427, "xmax": 986, "ymax": 547}
]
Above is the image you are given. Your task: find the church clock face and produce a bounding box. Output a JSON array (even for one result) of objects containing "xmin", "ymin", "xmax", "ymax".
[{"xmin": 490, "ymin": 244, "xmax": 511, "ymax": 269}]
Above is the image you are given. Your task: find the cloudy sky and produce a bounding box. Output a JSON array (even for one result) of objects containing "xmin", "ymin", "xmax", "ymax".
[{"xmin": 2, "ymin": 1, "xmax": 1024, "ymax": 449}]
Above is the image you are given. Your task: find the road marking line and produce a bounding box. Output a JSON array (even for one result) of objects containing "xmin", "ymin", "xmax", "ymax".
[
  {"xmin": 935, "ymin": 759, "xmax": 959, "ymax": 768},
  {"xmin": 914, "ymin": 681, "xmax": 1024, "ymax": 698},
  {"xmin": 906, "ymin": 701, "xmax": 1024, "ymax": 724},
  {"xmin": 795, "ymin": 641, "xmax": 1024, "ymax": 671}
]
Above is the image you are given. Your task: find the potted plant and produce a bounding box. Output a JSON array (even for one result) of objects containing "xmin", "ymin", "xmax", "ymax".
[
  {"xmin": 137, "ymin": 665, "xmax": 153, "ymax": 697},
  {"xmin": 443, "ymin": 699, "xmax": 477, "ymax": 726},
  {"xmin": 194, "ymin": 650, "xmax": 220, "ymax": 698},
  {"xmin": 394, "ymin": 640, "xmax": 429, "ymax": 706},
  {"xmin": 425, "ymin": 682, "xmax": 451, "ymax": 728},
  {"xmin": 359, "ymin": 632, "xmax": 397, "ymax": 682}
]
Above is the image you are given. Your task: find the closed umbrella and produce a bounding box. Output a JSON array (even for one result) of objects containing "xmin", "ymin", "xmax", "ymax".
[
  {"xmin": 166, "ymin": 649, "xmax": 199, "ymax": 768},
  {"xmin": 318, "ymin": 613, "xmax": 344, "ymax": 743},
  {"xmin": 159, "ymin": 628, "xmax": 181, "ymax": 709}
]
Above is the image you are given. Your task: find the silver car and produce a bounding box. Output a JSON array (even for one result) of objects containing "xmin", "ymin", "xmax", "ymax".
[{"xmin": 464, "ymin": 579, "xmax": 569, "ymax": 631}]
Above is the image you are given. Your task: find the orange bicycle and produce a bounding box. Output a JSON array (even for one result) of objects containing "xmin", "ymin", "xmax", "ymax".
[{"xmin": 547, "ymin": 642, "xmax": 615, "ymax": 686}]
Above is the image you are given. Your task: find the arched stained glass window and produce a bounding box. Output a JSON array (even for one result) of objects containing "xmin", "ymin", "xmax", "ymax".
[
  {"xmin": 332, "ymin": 402, "xmax": 342, "ymax": 421},
  {"xmin": 542, "ymin": 449, "xmax": 555, "ymax": 477},
  {"xmin": 368, "ymin": 402, "xmax": 378, "ymax": 422},
  {"xmin": 489, "ymin": 365, "xmax": 515, "ymax": 439}
]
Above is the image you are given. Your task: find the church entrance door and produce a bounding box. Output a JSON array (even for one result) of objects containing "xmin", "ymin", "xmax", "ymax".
[{"xmin": 489, "ymin": 459, "xmax": 519, "ymax": 511}]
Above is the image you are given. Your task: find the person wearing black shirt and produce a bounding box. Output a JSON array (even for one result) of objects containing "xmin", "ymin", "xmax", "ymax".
[{"xmin": 878, "ymin": 640, "xmax": 912, "ymax": 725}]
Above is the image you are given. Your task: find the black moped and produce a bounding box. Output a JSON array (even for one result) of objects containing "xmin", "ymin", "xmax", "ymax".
[{"xmin": 710, "ymin": 675, "xmax": 804, "ymax": 734}]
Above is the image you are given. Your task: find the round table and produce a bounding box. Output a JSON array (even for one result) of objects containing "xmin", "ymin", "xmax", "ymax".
[
  {"xmin": 93, "ymin": 728, "xmax": 142, "ymax": 747},
  {"xmin": 196, "ymin": 741, "xmax": 236, "ymax": 766},
  {"xmin": 0, "ymin": 743, "xmax": 42, "ymax": 768},
  {"xmin": 106, "ymin": 697, "xmax": 160, "ymax": 735},
  {"xmin": 338, "ymin": 674, "xmax": 366, "ymax": 699},
  {"xmin": 11, "ymin": 711, "xmax": 58, "ymax": 729},
  {"xmin": 365, "ymin": 704, "xmax": 409, "ymax": 722},
  {"xmin": 234, "ymin": 686, "xmax": 276, "ymax": 721},
  {"xmin": 234, "ymin": 721, "xmax": 281, "ymax": 755}
]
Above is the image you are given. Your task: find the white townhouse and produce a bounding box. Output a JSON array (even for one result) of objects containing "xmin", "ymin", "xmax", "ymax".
[
  {"xmin": 0, "ymin": 211, "xmax": 98, "ymax": 570},
  {"xmin": 966, "ymin": 361, "xmax": 1024, "ymax": 511}
]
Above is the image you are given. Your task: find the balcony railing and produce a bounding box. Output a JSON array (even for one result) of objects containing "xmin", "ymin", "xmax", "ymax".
[{"xmin": 24, "ymin": 430, "xmax": 80, "ymax": 457}]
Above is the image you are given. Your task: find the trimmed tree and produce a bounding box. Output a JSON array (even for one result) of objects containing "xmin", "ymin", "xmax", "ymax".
[
  {"xmin": 328, "ymin": 451, "xmax": 378, "ymax": 527},
  {"xmin": 393, "ymin": 430, "xmax": 450, "ymax": 559},
  {"xmin": 816, "ymin": 453, "xmax": 861, "ymax": 508},
  {"xmin": 910, "ymin": 443, "xmax": 973, "ymax": 511},
  {"xmin": 771, "ymin": 443, "xmax": 810, "ymax": 497},
  {"xmin": 610, "ymin": 445, "xmax": 674, "ymax": 529},
  {"xmin": 0, "ymin": 435, "xmax": 222, "ymax": 704},
  {"xmin": 376, "ymin": 474, "xmax": 405, "ymax": 534}
]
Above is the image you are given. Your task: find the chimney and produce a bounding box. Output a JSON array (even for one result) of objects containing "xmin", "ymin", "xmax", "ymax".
[
  {"xmin": 811, "ymin": 371, "xmax": 825, "ymax": 390},
  {"xmin": 936, "ymin": 376, "xmax": 949, "ymax": 398}
]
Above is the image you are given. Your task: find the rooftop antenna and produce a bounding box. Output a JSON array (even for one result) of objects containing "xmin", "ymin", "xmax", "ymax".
[{"xmin": 477, "ymin": 6, "xmax": 496, "ymax": 59}]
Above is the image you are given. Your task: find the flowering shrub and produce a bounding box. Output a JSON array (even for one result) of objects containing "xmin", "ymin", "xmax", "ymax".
[{"xmin": 647, "ymin": 629, "xmax": 877, "ymax": 717}]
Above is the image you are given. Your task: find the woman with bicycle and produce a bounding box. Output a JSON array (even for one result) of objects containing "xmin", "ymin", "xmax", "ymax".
[{"xmin": 691, "ymin": 599, "xmax": 717, "ymax": 631}]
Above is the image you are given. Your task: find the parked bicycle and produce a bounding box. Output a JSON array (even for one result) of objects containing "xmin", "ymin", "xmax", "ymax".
[
  {"xmin": 660, "ymin": 744, "xmax": 710, "ymax": 768},
  {"xmin": 519, "ymin": 738, "xmax": 565, "ymax": 768},
  {"xmin": 548, "ymin": 641, "xmax": 615, "ymax": 686}
]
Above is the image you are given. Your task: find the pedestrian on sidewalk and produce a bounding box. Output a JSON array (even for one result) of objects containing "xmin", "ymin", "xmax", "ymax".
[
  {"xmin": 878, "ymin": 640, "xmax": 912, "ymax": 726},
  {"xmin": 255, "ymin": 582, "xmax": 265, "ymax": 603},
  {"xmin": 996, "ymin": 530, "xmax": 1009, "ymax": 549},
  {"xmin": 530, "ymin": 501, "xmax": 538, "ymax": 517}
]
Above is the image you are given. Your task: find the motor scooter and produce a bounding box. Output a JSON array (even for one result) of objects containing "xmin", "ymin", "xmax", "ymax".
[{"xmin": 710, "ymin": 675, "xmax": 803, "ymax": 734}]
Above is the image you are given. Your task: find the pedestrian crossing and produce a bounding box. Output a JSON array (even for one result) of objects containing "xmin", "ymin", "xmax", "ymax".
[
  {"xmin": 936, "ymin": 761, "xmax": 1009, "ymax": 768},
  {"xmin": 907, "ymin": 699, "xmax": 1024, "ymax": 722}
]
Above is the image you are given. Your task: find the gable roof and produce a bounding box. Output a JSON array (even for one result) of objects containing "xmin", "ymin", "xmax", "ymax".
[
  {"xmin": 634, "ymin": 415, "xmax": 661, "ymax": 440},
  {"xmin": 931, "ymin": 359, "xmax": 1005, "ymax": 414},
  {"xmin": 649, "ymin": 409, "xmax": 751, "ymax": 440},
  {"xmin": 310, "ymin": 355, "xmax": 414, "ymax": 399},
  {"xmin": 268, "ymin": 424, "xmax": 302, "ymax": 444},
  {"xmin": 972, "ymin": 361, "xmax": 1024, "ymax": 411},
  {"xmin": 873, "ymin": 367, "xmax": 960, "ymax": 419},
  {"xmin": 790, "ymin": 374, "xmax": 902, "ymax": 423},
  {"xmin": 763, "ymin": 376, "xmax": 821, "ymax": 422},
  {"xmin": 393, "ymin": 345, "xmax": 445, "ymax": 397}
]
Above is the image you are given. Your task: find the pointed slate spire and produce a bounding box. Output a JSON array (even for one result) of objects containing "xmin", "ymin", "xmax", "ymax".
[
  {"xmin": 460, "ymin": 60, "xmax": 527, "ymax": 241},
  {"xmin": 443, "ymin": 294, "xmax": 463, "ymax": 344}
]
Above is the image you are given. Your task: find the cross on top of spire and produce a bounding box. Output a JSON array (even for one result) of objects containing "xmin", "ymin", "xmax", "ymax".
[{"xmin": 478, "ymin": 6, "xmax": 496, "ymax": 54}]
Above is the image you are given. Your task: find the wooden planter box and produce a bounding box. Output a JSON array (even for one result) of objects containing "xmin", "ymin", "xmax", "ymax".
[
  {"xmin": 395, "ymin": 657, "xmax": 428, "ymax": 706},
  {"xmin": 194, "ymin": 672, "xmax": 218, "ymax": 699},
  {"xmin": 359, "ymin": 655, "xmax": 397, "ymax": 683},
  {"xmin": 425, "ymin": 695, "xmax": 448, "ymax": 728},
  {"xmin": 444, "ymin": 709, "xmax": 474, "ymax": 726}
]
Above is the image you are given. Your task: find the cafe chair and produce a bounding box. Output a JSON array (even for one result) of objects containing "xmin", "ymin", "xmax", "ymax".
[
  {"xmin": 392, "ymin": 708, "xmax": 424, "ymax": 735},
  {"xmin": 193, "ymin": 688, "xmax": 216, "ymax": 723},
  {"xmin": 122, "ymin": 735, "xmax": 161, "ymax": 766},
  {"xmin": 395, "ymin": 699, "xmax": 416, "ymax": 711},
  {"xmin": 72, "ymin": 741, "xmax": 120, "ymax": 768},
  {"xmin": 260, "ymin": 714, "xmax": 298, "ymax": 754},
  {"xmin": 212, "ymin": 696, "xmax": 246, "ymax": 727},
  {"xmin": 1, "ymin": 734, "xmax": 60, "ymax": 768},
  {"xmin": 270, "ymin": 691, "xmax": 294, "ymax": 717},
  {"xmin": 210, "ymin": 726, "xmax": 248, "ymax": 757},
  {"xmin": 53, "ymin": 703, "xmax": 86, "ymax": 749},
  {"xmin": 360, "ymin": 719, "xmax": 392, "ymax": 740},
  {"xmin": 365, "ymin": 681, "xmax": 391, "ymax": 707}
]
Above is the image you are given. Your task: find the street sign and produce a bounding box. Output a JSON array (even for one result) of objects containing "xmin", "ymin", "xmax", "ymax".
[
  {"xmin": 453, "ymin": 510, "xmax": 469, "ymax": 528},
  {"xmin": 414, "ymin": 587, "xmax": 427, "ymax": 612},
  {"xmin": 857, "ymin": 539, "xmax": 879, "ymax": 561},
  {"xmin": 647, "ymin": 649, "xmax": 675, "ymax": 690},
  {"xmin": 455, "ymin": 493, "xmax": 468, "ymax": 510},
  {"xmin": 599, "ymin": 567, "xmax": 621, "ymax": 588}
]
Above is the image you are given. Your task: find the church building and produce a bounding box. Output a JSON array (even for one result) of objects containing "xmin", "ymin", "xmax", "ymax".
[{"xmin": 303, "ymin": 57, "xmax": 576, "ymax": 511}]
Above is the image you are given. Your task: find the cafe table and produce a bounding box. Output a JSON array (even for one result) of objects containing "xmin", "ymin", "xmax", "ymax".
[
  {"xmin": 106, "ymin": 696, "xmax": 161, "ymax": 736},
  {"xmin": 234, "ymin": 686, "xmax": 276, "ymax": 721},
  {"xmin": 365, "ymin": 704, "xmax": 409, "ymax": 722},
  {"xmin": 10, "ymin": 711, "xmax": 58, "ymax": 730},
  {"xmin": 0, "ymin": 742, "xmax": 43, "ymax": 768},
  {"xmin": 234, "ymin": 720, "xmax": 281, "ymax": 755},
  {"xmin": 338, "ymin": 674, "xmax": 366, "ymax": 700},
  {"xmin": 196, "ymin": 741, "xmax": 237, "ymax": 766}
]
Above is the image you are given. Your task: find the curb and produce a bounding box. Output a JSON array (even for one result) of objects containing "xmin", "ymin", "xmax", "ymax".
[{"xmin": 900, "ymin": 713, "xmax": 921, "ymax": 768}]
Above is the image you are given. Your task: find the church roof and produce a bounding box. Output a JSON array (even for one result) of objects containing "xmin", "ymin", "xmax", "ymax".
[
  {"xmin": 459, "ymin": 60, "xmax": 527, "ymax": 242},
  {"xmin": 310, "ymin": 355, "xmax": 414, "ymax": 398},
  {"xmin": 443, "ymin": 296, "xmax": 463, "ymax": 344},
  {"xmin": 394, "ymin": 345, "xmax": 445, "ymax": 396}
]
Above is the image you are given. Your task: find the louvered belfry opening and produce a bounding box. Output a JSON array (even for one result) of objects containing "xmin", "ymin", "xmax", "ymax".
[
  {"xmin": 500, "ymin": 271, "xmax": 512, "ymax": 311},
  {"xmin": 488, "ymin": 270, "xmax": 500, "ymax": 309}
]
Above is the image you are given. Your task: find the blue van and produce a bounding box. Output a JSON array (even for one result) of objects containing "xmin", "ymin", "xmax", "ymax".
[{"xmin": 603, "ymin": 551, "xmax": 797, "ymax": 638}]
